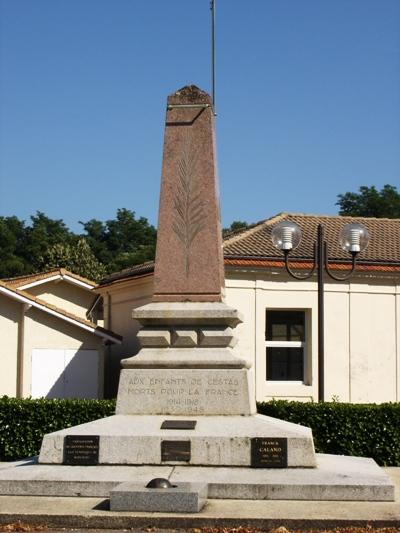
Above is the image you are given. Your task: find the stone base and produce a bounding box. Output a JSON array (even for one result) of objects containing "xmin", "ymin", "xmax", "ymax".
[
  {"xmin": 0, "ymin": 455, "xmax": 394, "ymax": 501},
  {"xmin": 110, "ymin": 481, "xmax": 207, "ymax": 512},
  {"xmin": 38, "ymin": 414, "xmax": 316, "ymax": 467},
  {"xmin": 116, "ymin": 368, "xmax": 256, "ymax": 415},
  {"xmin": 132, "ymin": 302, "xmax": 243, "ymax": 328}
]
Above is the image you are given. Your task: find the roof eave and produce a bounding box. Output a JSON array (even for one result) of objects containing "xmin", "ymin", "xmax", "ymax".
[{"xmin": 0, "ymin": 284, "xmax": 122, "ymax": 344}]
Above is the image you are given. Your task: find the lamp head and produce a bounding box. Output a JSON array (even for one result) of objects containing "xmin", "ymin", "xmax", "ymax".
[
  {"xmin": 339, "ymin": 223, "xmax": 370, "ymax": 254},
  {"xmin": 271, "ymin": 221, "xmax": 302, "ymax": 252}
]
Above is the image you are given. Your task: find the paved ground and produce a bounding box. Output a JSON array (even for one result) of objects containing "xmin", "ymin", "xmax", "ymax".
[{"xmin": 0, "ymin": 467, "xmax": 398, "ymax": 529}]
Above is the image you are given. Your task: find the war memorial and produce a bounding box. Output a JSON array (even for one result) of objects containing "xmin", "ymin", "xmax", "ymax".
[{"xmin": 0, "ymin": 86, "xmax": 396, "ymax": 520}]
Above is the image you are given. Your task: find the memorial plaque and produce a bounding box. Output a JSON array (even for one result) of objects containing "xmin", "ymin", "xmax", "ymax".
[
  {"xmin": 161, "ymin": 420, "xmax": 197, "ymax": 430},
  {"xmin": 161, "ymin": 440, "xmax": 191, "ymax": 462},
  {"xmin": 64, "ymin": 435, "xmax": 99, "ymax": 465},
  {"xmin": 250, "ymin": 438, "xmax": 287, "ymax": 468}
]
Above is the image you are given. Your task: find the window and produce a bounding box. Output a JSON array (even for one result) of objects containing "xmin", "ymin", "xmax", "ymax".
[{"xmin": 265, "ymin": 310, "xmax": 305, "ymax": 381}]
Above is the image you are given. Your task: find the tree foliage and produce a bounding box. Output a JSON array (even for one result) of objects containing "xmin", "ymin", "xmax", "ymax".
[
  {"xmin": 0, "ymin": 216, "xmax": 28, "ymax": 277},
  {"xmin": 0, "ymin": 212, "xmax": 73, "ymax": 278},
  {"xmin": 222, "ymin": 220, "xmax": 249, "ymax": 236},
  {"xmin": 80, "ymin": 208, "xmax": 157, "ymax": 273},
  {"xmin": 38, "ymin": 238, "xmax": 107, "ymax": 281},
  {"xmin": 336, "ymin": 184, "xmax": 400, "ymax": 218},
  {"xmin": 0, "ymin": 209, "xmax": 157, "ymax": 280}
]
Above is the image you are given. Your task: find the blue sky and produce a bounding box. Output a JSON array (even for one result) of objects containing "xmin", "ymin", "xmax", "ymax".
[{"xmin": 1, "ymin": 0, "xmax": 399, "ymax": 232}]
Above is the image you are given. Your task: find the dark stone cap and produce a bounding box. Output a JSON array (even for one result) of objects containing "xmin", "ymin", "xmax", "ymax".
[{"xmin": 167, "ymin": 85, "xmax": 212, "ymax": 106}]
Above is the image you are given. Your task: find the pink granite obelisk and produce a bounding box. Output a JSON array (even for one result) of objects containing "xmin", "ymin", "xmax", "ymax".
[
  {"xmin": 38, "ymin": 85, "xmax": 319, "ymax": 475},
  {"xmin": 153, "ymin": 85, "xmax": 225, "ymax": 302}
]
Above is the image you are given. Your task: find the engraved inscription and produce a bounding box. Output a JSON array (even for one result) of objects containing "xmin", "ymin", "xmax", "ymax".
[
  {"xmin": 172, "ymin": 132, "xmax": 206, "ymax": 276},
  {"xmin": 116, "ymin": 369, "xmax": 252, "ymax": 416},
  {"xmin": 251, "ymin": 438, "xmax": 288, "ymax": 468},
  {"xmin": 64, "ymin": 435, "xmax": 99, "ymax": 465},
  {"xmin": 125, "ymin": 375, "xmax": 240, "ymax": 414},
  {"xmin": 161, "ymin": 440, "xmax": 191, "ymax": 462}
]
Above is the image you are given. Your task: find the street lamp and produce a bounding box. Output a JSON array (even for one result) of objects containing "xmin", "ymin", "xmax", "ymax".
[{"xmin": 271, "ymin": 221, "xmax": 370, "ymax": 402}]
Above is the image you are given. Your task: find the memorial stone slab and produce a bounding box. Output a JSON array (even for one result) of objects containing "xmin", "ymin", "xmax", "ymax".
[
  {"xmin": 110, "ymin": 481, "xmax": 207, "ymax": 512},
  {"xmin": 116, "ymin": 368, "xmax": 254, "ymax": 415}
]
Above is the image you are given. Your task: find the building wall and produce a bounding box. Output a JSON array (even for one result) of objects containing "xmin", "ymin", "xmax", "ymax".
[
  {"xmin": 100, "ymin": 276, "xmax": 154, "ymax": 396},
  {"xmin": 23, "ymin": 307, "xmax": 105, "ymax": 398},
  {"xmin": 348, "ymin": 285, "xmax": 397, "ymax": 403},
  {"xmin": 27, "ymin": 281, "xmax": 95, "ymax": 319},
  {"xmin": 225, "ymin": 273, "xmax": 317, "ymax": 401},
  {"xmin": 101, "ymin": 270, "xmax": 400, "ymax": 403},
  {"xmin": 0, "ymin": 294, "xmax": 20, "ymax": 396},
  {"xmin": 225, "ymin": 270, "xmax": 399, "ymax": 403}
]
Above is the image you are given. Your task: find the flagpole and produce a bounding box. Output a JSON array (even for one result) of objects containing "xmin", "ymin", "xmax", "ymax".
[{"xmin": 211, "ymin": 0, "xmax": 216, "ymax": 115}]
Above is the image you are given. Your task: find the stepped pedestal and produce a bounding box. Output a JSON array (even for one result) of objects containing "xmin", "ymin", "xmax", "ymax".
[
  {"xmin": 31, "ymin": 302, "xmax": 394, "ymax": 503},
  {"xmin": 39, "ymin": 302, "xmax": 317, "ymax": 469},
  {"xmin": 0, "ymin": 86, "xmax": 394, "ymax": 508}
]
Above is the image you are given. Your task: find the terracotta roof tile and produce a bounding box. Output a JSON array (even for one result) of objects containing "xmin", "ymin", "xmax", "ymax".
[
  {"xmin": 97, "ymin": 262, "xmax": 155, "ymax": 287},
  {"xmin": 97, "ymin": 213, "xmax": 400, "ymax": 286},
  {"xmin": 223, "ymin": 213, "xmax": 400, "ymax": 264},
  {"xmin": 4, "ymin": 268, "xmax": 96, "ymax": 288}
]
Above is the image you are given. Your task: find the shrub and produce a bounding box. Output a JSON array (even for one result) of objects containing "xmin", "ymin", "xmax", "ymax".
[
  {"xmin": 257, "ymin": 400, "xmax": 400, "ymax": 466},
  {"xmin": 1, "ymin": 397, "xmax": 399, "ymax": 466},
  {"xmin": 0, "ymin": 396, "xmax": 115, "ymax": 461}
]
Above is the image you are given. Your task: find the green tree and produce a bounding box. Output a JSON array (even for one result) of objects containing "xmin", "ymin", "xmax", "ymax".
[
  {"xmin": 80, "ymin": 208, "xmax": 157, "ymax": 273},
  {"xmin": 0, "ymin": 216, "xmax": 29, "ymax": 277},
  {"xmin": 336, "ymin": 184, "xmax": 400, "ymax": 218},
  {"xmin": 223, "ymin": 220, "xmax": 249, "ymax": 237},
  {"xmin": 0, "ymin": 209, "xmax": 157, "ymax": 280},
  {"xmin": 38, "ymin": 238, "xmax": 107, "ymax": 281},
  {"xmin": 24, "ymin": 211, "xmax": 74, "ymax": 271}
]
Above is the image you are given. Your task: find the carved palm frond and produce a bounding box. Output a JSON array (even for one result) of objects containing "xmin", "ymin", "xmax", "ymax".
[{"xmin": 172, "ymin": 132, "xmax": 206, "ymax": 275}]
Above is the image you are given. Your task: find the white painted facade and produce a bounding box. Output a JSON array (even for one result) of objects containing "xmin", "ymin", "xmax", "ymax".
[
  {"xmin": 99, "ymin": 268, "xmax": 400, "ymax": 403},
  {"xmin": 101, "ymin": 276, "xmax": 154, "ymax": 397},
  {"xmin": 225, "ymin": 269, "xmax": 400, "ymax": 403},
  {"xmin": 0, "ymin": 275, "xmax": 120, "ymax": 399},
  {"xmin": 26, "ymin": 281, "xmax": 95, "ymax": 320}
]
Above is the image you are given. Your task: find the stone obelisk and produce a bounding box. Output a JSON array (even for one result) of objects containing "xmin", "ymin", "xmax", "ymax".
[
  {"xmin": 111, "ymin": 86, "xmax": 315, "ymax": 468},
  {"xmin": 39, "ymin": 85, "xmax": 316, "ymax": 469},
  {"xmin": 28, "ymin": 86, "xmax": 394, "ymax": 507},
  {"xmin": 116, "ymin": 86, "xmax": 257, "ymax": 419},
  {"xmin": 153, "ymin": 85, "xmax": 225, "ymax": 302}
]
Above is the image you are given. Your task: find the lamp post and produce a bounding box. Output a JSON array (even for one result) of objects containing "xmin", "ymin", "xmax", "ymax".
[{"xmin": 271, "ymin": 221, "xmax": 370, "ymax": 402}]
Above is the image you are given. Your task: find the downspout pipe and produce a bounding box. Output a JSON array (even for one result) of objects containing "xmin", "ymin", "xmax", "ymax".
[
  {"xmin": 105, "ymin": 293, "xmax": 112, "ymax": 398},
  {"xmin": 17, "ymin": 303, "xmax": 30, "ymax": 398}
]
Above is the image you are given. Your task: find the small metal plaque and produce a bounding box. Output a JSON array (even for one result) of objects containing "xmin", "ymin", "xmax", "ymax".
[
  {"xmin": 161, "ymin": 440, "xmax": 191, "ymax": 462},
  {"xmin": 250, "ymin": 438, "xmax": 288, "ymax": 468},
  {"xmin": 161, "ymin": 420, "xmax": 197, "ymax": 430},
  {"xmin": 64, "ymin": 435, "xmax": 99, "ymax": 465}
]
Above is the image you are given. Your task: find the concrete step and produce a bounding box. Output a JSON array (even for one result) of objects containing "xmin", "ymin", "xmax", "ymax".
[{"xmin": 0, "ymin": 454, "xmax": 394, "ymax": 501}]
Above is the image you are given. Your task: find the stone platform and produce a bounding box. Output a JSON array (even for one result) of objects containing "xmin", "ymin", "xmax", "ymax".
[
  {"xmin": 110, "ymin": 481, "xmax": 208, "ymax": 512},
  {"xmin": 38, "ymin": 414, "xmax": 316, "ymax": 467},
  {"xmin": 7, "ymin": 86, "xmax": 395, "ymax": 517},
  {"xmin": 0, "ymin": 454, "xmax": 394, "ymax": 501}
]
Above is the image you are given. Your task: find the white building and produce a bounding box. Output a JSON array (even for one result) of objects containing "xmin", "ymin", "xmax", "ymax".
[
  {"xmin": 96, "ymin": 213, "xmax": 400, "ymax": 403},
  {"xmin": 0, "ymin": 269, "xmax": 121, "ymax": 399}
]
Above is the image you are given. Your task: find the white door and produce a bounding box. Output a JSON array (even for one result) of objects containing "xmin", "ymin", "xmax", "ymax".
[
  {"xmin": 64, "ymin": 349, "xmax": 99, "ymax": 398},
  {"xmin": 31, "ymin": 349, "xmax": 99, "ymax": 399}
]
